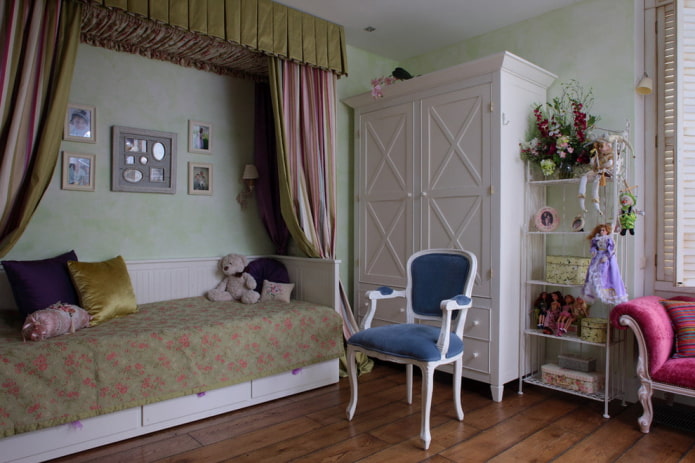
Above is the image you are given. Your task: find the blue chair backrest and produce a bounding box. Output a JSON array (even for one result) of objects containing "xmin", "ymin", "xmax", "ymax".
[{"xmin": 410, "ymin": 252, "xmax": 471, "ymax": 318}]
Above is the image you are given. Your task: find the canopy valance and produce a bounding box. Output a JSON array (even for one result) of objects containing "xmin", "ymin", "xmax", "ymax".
[{"xmin": 77, "ymin": 0, "xmax": 348, "ymax": 80}]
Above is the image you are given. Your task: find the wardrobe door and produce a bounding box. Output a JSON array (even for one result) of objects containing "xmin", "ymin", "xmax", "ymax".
[
  {"xmin": 420, "ymin": 83, "xmax": 492, "ymax": 298},
  {"xmin": 357, "ymin": 102, "xmax": 415, "ymax": 289}
]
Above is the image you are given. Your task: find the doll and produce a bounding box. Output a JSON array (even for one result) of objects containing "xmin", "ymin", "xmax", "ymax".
[
  {"xmin": 534, "ymin": 291, "xmax": 550, "ymax": 328},
  {"xmin": 582, "ymin": 223, "xmax": 628, "ymax": 305},
  {"xmin": 543, "ymin": 300, "xmax": 562, "ymax": 335},
  {"xmin": 556, "ymin": 294, "xmax": 575, "ymax": 335},
  {"xmin": 572, "ymin": 296, "xmax": 590, "ymax": 319}
]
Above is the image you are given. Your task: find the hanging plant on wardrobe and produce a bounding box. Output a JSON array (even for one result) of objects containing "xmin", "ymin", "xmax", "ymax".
[{"xmin": 520, "ymin": 80, "xmax": 600, "ymax": 178}]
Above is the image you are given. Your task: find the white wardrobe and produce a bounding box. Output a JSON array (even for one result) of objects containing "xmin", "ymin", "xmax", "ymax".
[{"xmin": 344, "ymin": 51, "xmax": 555, "ymax": 401}]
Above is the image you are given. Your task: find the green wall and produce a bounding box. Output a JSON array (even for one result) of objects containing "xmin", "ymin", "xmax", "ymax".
[
  {"xmin": 5, "ymin": 0, "xmax": 637, "ymax": 303},
  {"xmin": 5, "ymin": 44, "xmax": 273, "ymax": 263},
  {"xmin": 336, "ymin": 0, "xmax": 637, "ymax": 301}
]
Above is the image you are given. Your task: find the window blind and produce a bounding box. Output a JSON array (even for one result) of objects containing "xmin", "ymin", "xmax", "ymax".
[{"xmin": 676, "ymin": 0, "xmax": 695, "ymax": 285}]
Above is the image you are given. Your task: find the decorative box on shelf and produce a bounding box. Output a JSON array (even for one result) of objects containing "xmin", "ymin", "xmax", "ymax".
[
  {"xmin": 558, "ymin": 353, "xmax": 596, "ymax": 372},
  {"xmin": 541, "ymin": 363, "xmax": 604, "ymax": 394},
  {"xmin": 545, "ymin": 255, "xmax": 591, "ymax": 285},
  {"xmin": 580, "ymin": 318, "xmax": 608, "ymax": 343}
]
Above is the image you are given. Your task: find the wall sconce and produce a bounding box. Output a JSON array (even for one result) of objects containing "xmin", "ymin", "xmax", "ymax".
[
  {"xmin": 236, "ymin": 164, "xmax": 259, "ymax": 209},
  {"xmin": 636, "ymin": 72, "xmax": 653, "ymax": 95}
]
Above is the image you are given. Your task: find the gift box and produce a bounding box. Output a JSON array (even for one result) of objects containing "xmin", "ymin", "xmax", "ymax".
[
  {"xmin": 558, "ymin": 353, "xmax": 596, "ymax": 372},
  {"xmin": 541, "ymin": 363, "xmax": 604, "ymax": 394},
  {"xmin": 581, "ymin": 317, "xmax": 608, "ymax": 343},
  {"xmin": 545, "ymin": 255, "xmax": 591, "ymax": 285}
]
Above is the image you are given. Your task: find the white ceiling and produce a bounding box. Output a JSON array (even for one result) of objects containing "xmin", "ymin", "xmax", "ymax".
[{"xmin": 278, "ymin": 0, "xmax": 586, "ymax": 60}]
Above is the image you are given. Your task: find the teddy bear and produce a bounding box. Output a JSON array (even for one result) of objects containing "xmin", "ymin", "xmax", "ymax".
[{"xmin": 206, "ymin": 254, "xmax": 260, "ymax": 304}]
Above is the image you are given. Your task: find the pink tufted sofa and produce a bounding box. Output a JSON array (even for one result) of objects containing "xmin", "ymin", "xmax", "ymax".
[{"xmin": 610, "ymin": 295, "xmax": 695, "ymax": 433}]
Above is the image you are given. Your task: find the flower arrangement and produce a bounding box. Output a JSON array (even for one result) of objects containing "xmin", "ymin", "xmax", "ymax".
[{"xmin": 520, "ymin": 80, "xmax": 600, "ymax": 177}]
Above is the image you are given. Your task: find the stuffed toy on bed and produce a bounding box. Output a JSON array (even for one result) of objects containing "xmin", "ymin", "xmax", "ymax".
[
  {"xmin": 21, "ymin": 302, "xmax": 91, "ymax": 341},
  {"xmin": 206, "ymin": 253, "xmax": 260, "ymax": 304}
]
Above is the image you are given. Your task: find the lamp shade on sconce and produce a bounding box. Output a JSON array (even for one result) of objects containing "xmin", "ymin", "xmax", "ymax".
[
  {"xmin": 636, "ymin": 73, "xmax": 653, "ymax": 95},
  {"xmin": 242, "ymin": 164, "xmax": 259, "ymax": 181}
]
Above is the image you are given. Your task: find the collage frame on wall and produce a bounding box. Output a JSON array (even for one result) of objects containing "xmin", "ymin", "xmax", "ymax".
[{"xmin": 111, "ymin": 126, "xmax": 177, "ymax": 194}]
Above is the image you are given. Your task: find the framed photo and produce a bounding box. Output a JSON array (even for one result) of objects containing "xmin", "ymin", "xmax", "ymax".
[
  {"xmin": 188, "ymin": 120, "xmax": 212, "ymax": 154},
  {"xmin": 534, "ymin": 207, "xmax": 559, "ymax": 232},
  {"xmin": 571, "ymin": 215, "xmax": 585, "ymax": 232},
  {"xmin": 188, "ymin": 162, "xmax": 213, "ymax": 195},
  {"xmin": 112, "ymin": 126, "xmax": 176, "ymax": 194},
  {"xmin": 64, "ymin": 104, "xmax": 96, "ymax": 143},
  {"xmin": 61, "ymin": 152, "xmax": 95, "ymax": 191}
]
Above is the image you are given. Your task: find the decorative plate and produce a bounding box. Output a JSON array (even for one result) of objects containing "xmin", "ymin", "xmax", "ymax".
[{"xmin": 534, "ymin": 207, "xmax": 559, "ymax": 232}]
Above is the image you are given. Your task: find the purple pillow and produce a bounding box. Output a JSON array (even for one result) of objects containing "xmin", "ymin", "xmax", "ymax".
[
  {"xmin": 245, "ymin": 258, "xmax": 290, "ymax": 287},
  {"xmin": 2, "ymin": 250, "xmax": 79, "ymax": 319}
]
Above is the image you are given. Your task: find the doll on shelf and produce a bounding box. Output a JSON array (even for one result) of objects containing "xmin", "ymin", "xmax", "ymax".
[
  {"xmin": 582, "ymin": 223, "xmax": 629, "ymax": 305},
  {"xmin": 572, "ymin": 296, "xmax": 590, "ymax": 319},
  {"xmin": 533, "ymin": 291, "xmax": 550, "ymax": 328},
  {"xmin": 556, "ymin": 294, "xmax": 575, "ymax": 336}
]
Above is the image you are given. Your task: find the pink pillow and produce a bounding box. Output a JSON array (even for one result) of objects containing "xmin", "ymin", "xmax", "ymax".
[{"xmin": 21, "ymin": 302, "xmax": 91, "ymax": 341}]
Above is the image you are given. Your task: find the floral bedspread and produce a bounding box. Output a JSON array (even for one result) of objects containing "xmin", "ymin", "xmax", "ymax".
[{"xmin": 0, "ymin": 296, "xmax": 343, "ymax": 437}]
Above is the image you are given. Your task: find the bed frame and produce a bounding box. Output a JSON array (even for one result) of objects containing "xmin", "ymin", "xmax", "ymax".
[{"xmin": 0, "ymin": 255, "xmax": 341, "ymax": 463}]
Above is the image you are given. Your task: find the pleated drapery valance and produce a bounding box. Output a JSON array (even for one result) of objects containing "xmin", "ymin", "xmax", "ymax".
[{"xmin": 77, "ymin": 0, "xmax": 348, "ymax": 80}]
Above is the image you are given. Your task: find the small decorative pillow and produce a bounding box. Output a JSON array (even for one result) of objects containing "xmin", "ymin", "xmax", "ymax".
[
  {"xmin": 2, "ymin": 250, "xmax": 79, "ymax": 319},
  {"xmin": 661, "ymin": 299, "xmax": 695, "ymax": 357},
  {"xmin": 260, "ymin": 280, "xmax": 294, "ymax": 303},
  {"xmin": 21, "ymin": 302, "xmax": 91, "ymax": 341},
  {"xmin": 68, "ymin": 255, "xmax": 137, "ymax": 326},
  {"xmin": 245, "ymin": 258, "xmax": 290, "ymax": 287}
]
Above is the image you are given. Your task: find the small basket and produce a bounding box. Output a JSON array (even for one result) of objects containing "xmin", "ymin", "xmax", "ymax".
[{"xmin": 580, "ymin": 317, "xmax": 608, "ymax": 343}]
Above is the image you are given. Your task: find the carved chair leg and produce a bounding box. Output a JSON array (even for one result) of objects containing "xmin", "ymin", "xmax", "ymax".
[
  {"xmin": 637, "ymin": 381, "xmax": 654, "ymax": 433},
  {"xmin": 346, "ymin": 347, "xmax": 359, "ymax": 421},
  {"xmin": 453, "ymin": 358, "xmax": 464, "ymax": 421},
  {"xmin": 420, "ymin": 365, "xmax": 435, "ymax": 450},
  {"xmin": 406, "ymin": 364, "xmax": 413, "ymax": 404}
]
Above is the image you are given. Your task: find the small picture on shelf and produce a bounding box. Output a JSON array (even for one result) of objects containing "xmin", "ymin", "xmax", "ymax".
[
  {"xmin": 571, "ymin": 215, "xmax": 585, "ymax": 232},
  {"xmin": 534, "ymin": 207, "xmax": 559, "ymax": 232}
]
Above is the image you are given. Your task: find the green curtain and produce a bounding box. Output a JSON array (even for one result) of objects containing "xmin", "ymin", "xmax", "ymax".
[
  {"xmin": 89, "ymin": 0, "xmax": 348, "ymax": 76},
  {"xmin": 0, "ymin": 1, "xmax": 82, "ymax": 257},
  {"xmin": 268, "ymin": 58, "xmax": 372, "ymax": 376}
]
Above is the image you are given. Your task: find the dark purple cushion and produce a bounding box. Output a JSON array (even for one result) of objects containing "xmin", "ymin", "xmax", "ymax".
[
  {"xmin": 245, "ymin": 258, "xmax": 290, "ymax": 287},
  {"xmin": 2, "ymin": 250, "xmax": 79, "ymax": 318}
]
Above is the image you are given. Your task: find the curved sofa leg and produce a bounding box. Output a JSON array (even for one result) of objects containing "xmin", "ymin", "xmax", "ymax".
[{"xmin": 637, "ymin": 381, "xmax": 653, "ymax": 433}]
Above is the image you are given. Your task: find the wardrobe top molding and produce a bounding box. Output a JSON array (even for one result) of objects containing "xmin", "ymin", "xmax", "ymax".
[{"xmin": 343, "ymin": 51, "xmax": 557, "ymax": 110}]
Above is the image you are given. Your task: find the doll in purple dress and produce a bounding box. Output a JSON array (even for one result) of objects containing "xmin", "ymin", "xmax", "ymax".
[{"xmin": 582, "ymin": 223, "xmax": 628, "ymax": 305}]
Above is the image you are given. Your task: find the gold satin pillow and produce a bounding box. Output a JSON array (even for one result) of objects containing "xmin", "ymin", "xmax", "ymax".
[{"xmin": 67, "ymin": 256, "xmax": 137, "ymax": 326}]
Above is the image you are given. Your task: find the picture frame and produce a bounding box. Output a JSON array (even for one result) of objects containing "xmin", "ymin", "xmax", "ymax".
[
  {"xmin": 571, "ymin": 215, "xmax": 585, "ymax": 232},
  {"xmin": 534, "ymin": 206, "xmax": 559, "ymax": 232},
  {"xmin": 61, "ymin": 152, "xmax": 95, "ymax": 191},
  {"xmin": 188, "ymin": 162, "xmax": 213, "ymax": 195},
  {"xmin": 188, "ymin": 120, "xmax": 212, "ymax": 154},
  {"xmin": 64, "ymin": 103, "xmax": 96, "ymax": 143},
  {"xmin": 111, "ymin": 126, "xmax": 176, "ymax": 194}
]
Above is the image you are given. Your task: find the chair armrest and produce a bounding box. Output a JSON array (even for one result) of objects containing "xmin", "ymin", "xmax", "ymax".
[
  {"xmin": 362, "ymin": 286, "xmax": 406, "ymax": 330},
  {"xmin": 437, "ymin": 295, "xmax": 473, "ymax": 356}
]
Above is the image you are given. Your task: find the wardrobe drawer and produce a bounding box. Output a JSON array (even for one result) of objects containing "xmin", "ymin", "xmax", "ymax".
[
  {"xmin": 464, "ymin": 306, "xmax": 490, "ymax": 341},
  {"xmin": 461, "ymin": 338, "xmax": 490, "ymax": 374}
]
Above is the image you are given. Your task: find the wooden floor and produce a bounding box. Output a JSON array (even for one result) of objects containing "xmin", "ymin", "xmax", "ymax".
[{"xmin": 52, "ymin": 361, "xmax": 695, "ymax": 463}]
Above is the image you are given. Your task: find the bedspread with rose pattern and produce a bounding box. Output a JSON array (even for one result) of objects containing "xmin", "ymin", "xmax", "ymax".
[{"xmin": 0, "ymin": 296, "xmax": 343, "ymax": 437}]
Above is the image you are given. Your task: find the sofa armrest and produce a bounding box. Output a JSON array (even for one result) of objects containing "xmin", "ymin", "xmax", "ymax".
[{"xmin": 610, "ymin": 295, "xmax": 673, "ymax": 375}]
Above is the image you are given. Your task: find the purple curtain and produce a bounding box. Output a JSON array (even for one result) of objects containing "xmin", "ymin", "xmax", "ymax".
[{"xmin": 254, "ymin": 82, "xmax": 289, "ymax": 255}]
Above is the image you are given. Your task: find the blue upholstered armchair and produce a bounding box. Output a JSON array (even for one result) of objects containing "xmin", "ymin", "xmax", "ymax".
[{"xmin": 345, "ymin": 249, "xmax": 477, "ymax": 450}]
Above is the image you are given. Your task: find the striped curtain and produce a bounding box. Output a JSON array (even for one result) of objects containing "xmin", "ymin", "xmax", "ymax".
[
  {"xmin": 268, "ymin": 58, "xmax": 361, "ymax": 341},
  {"xmin": 0, "ymin": 0, "xmax": 81, "ymax": 257}
]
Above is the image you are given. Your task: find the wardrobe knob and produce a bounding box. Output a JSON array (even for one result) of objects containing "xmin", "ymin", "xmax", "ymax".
[
  {"xmin": 473, "ymin": 352, "xmax": 480, "ymax": 358},
  {"xmin": 473, "ymin": 320, "xmax": 480, "ymax": 326}
]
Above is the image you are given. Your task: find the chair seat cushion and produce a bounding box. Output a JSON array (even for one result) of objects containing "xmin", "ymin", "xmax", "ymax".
[
  {"xmin": 347, "ymin": 324, "xmax": 463, "ymax": 361},
  {"xmin": 652, "ymin": 357, "xmax": 695, "ymax": 390}
]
